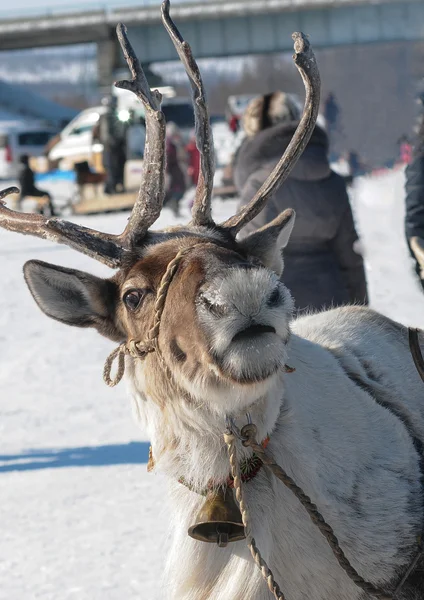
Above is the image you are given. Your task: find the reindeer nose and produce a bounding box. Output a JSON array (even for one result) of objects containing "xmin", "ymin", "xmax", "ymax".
[{"xmin": 267, "ymin": 285, "xmax": 283, "ymax": 307}]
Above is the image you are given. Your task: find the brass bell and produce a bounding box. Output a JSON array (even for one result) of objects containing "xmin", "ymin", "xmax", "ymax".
[{"xmin": 188, "ymin": 487, "xmax": 246, "ymax": 548}]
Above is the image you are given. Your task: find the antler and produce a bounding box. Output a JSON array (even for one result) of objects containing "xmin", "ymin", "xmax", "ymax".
[
  {"xmin": 221, "ymin": 32, "xmax": 321, "ymax": 236},
  {"xmin": 115, "ymin": 23, "xmax": 166, "ymax": 246},
  {"xmin": 0, "ymin": 6, "xmax": 320, "ymax": 266},
  {"xmin": 161, "ymin": 0, "xmax": 215, "ymax": 227},
  {"xmin": 0, "ymin": 24, "xmax": 166, "ymax": 267},
  {"xmin": 0, "ymin": 188, "xmax": 123, "ymax": 268}
]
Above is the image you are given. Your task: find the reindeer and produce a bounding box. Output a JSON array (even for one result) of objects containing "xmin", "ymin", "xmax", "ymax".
[{"xmin": 0, "ymin": 2, "xmax": 423, "ymax": 599}]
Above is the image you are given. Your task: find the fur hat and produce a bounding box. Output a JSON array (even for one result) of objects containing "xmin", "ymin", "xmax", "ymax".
[{"xmin": 242, "ymin": 91, "xmax": 301, "ymax": 137}]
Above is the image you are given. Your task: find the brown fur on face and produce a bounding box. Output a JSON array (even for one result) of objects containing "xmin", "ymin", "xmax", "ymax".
[
  {"xmin": 111, "ymin": 236, "xmax": 255, "ymax": 403},
  {"xmin": 116, "ymin": 238, "xmax": 209, "ymax": 344}
]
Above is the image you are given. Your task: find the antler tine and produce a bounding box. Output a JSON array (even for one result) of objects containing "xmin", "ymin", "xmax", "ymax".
[
  {"xmin": 0, "ymin": 186, "xmax": 18, "ymax": 202},
  {"xmin": 0, "ymin": 187, "xmax": 123, "ymax": 268},
  {"xmin": 115, "ymin": 23, "xmax": 166, "ymax": 246},
  {"xmin": 161, "ymin": 0, "xmax": 215, "ymax": 228},
  {"xmin": 221, "ymin": 32, "xmax": 321, "ymax": 236}
]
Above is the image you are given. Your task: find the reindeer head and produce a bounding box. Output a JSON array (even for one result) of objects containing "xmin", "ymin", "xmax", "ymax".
[{"xmin": 0, "ymin": 0, "xmax": 320, "ymax": 413}]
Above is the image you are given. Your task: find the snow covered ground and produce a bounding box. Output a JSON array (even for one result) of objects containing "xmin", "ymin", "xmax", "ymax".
[
  {"xmin": 350, "ymin": 169, "xmax": 424, "ymax": 327},
  {"xmin": 0, "ymin": 167, "xmax": 423, "ymax": 600}
]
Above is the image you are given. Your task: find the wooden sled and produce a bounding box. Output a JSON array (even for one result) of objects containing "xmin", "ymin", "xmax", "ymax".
[
  {"xmin": 212, "ymin": 185, "xmax": 238, "ymax": 199},
  {"xmin": 71, "ymin": 159, "xmax": 142, "ymax": 215},
  {"xmin": 72, "ymin": 190, "xmax": 136, "ymax": 215},
  {"xmin": 29, "ymin": 195, "xmax": 51, "ymax": 211},
  {"xmin": 7, "ymin": 193, "xmax": 53, "ymax": 216}
]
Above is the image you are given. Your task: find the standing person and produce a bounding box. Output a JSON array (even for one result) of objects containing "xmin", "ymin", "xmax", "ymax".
[
  {"xmin": 17, "ymin": 155, "xmax": 56, "ymax": 216},
  {"xmin": 324, "ymin": 92, "xmax": 340, "ymax": 134},
  {"xmin": 164, "ymin": 122, "xmax": 186, "ymax": 217},
  {"xmin": 398, "ymin": 135, "xmax": 413, "ymax": 165},
  {"xmin": 229, "ymin": 113, "xmax": 240, "ymax": 135},
  {"xmin": 93, "ymin": 96, "xmax": 127, "ymax": 194},
  {"xmin": 185, "ymin": 131, "xmax": 200, "ymax": 187},
  {"xmin": 324, "ymin": 92, "xmax": 340, "ymax": 156},
  {"xmin": 405, "ymin": 93, "xmax": 424, "ymax": 290},
  {"xmin": 347, "ymin": 150, "xmax": 363, "ymax": 179},
  {"xmin": 234, "ymin": 91, "xmax": 368, "ymax": 312}
]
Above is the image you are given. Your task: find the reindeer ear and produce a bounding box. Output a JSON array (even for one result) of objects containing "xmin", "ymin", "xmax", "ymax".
[
  {"xmin": 23, "ymin": 260, "xmax": 123, "ymax": 342},
  {"xmin": 238, "ymin": 209, "xmax": 295, "ymax": 276}
]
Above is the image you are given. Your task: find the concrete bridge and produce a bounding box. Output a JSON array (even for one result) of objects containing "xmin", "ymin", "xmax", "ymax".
[{"xmin": 0, "ymin": 0, "xmax": 423, "ymax": 87}]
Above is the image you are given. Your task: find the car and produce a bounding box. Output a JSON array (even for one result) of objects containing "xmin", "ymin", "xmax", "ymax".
[
  {"xmin": 0, "ymin": 121, "xmax": 57, "ymax": 179},
  {"xmin": 48, "ymin": 86, "xmax": 196, "ymax": 171},
  {"xmin": 115, "ymin": 84, "xmax": 195, "ymax": 138},
  {"xmin": 47, "ymin": 106, "xmax": 106, "ymax": 171}
]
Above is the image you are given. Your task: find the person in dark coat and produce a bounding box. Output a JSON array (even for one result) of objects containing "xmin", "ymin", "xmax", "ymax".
[
  {"xmin": 324, "ymin": 93, "xmax": 339, "ymax": 134},
  {"xmin": 347, "ymin": 150, "xmax": 363, "ymax": 178},
  {"xmin": 324, "ymin": 92, "xmax": 340, "ymax": 155},
  {"xmin": 93, "ymin": 96, "xmax": 127, "ymax": 194},
  {"xmin": 234, "ymin": 91, "xmax": 368, "ymax": 312},
  {"xmin": 17, "ymin": 154, "xmax": 55, "ymax": 216},
  {"xmin": 405, "ymin": 93, "xmax": 424, "ymax": 290}
]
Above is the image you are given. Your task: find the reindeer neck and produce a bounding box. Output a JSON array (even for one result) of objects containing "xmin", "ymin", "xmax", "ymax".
[{"xmin": 128, "ymin": 362, "xmax": 285, "ymax": 491}]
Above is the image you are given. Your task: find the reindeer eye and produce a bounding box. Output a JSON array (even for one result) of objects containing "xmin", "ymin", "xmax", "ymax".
[{"xmin": 123, "ymin": 289, "xmax": 147, "ymax": 311}]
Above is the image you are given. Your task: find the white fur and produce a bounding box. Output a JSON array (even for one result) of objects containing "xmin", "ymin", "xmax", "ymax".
[
  {"xmin": 127, "ymin": 301, "xmax": 424, "ymax": 600},
  {"xmin": 198, "ymin": 268, "xmax": 293, "ymax": 389}
]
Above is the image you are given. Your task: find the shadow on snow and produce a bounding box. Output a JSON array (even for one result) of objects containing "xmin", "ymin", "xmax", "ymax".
[{"xmin": 0, "ymin": 441, "xmax": 150, "ymax": 473}]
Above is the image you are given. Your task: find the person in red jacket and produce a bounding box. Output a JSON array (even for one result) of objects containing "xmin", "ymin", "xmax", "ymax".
[
  {"xmin": 185, "ymin": 132, "xmax": 200, "ymax": 187},
  {"xmin": 229, "ymin": 113, "xmax": 240, "ymax": 134},
  {"xmin": 164, "ymin": 123, "xmax": 187, "ymax": 217},
  {"xmin": 399, "ymin": 135, "xmax": 413, "ymax": 165}
]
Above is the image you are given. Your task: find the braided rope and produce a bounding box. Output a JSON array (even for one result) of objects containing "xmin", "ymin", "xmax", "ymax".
[
  {"xmin": 103, "ymin": 339, "xmax": 155, "ymax": 386},
  {"xmin": 103, "ymin": 344, "xmax": 126, "ymax": 387},
  {"xmin": 103, "ymin": 243, "xmax": 205, "ymax": 387},
  {"xmin": 148, "ymin": 245, "xmax": 195, "ymax": 344},
  {"xmin": 224, "ymin": 431, "xmax": 287, "ymax": 600},
  {"xmin": 238, "ymin": 423, "xmax": 394, "ymax": 600}
]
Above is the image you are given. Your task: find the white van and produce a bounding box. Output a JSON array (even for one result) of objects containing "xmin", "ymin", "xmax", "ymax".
[
  {"xmin": 0, "ymin": 121, "xmax": 57, "ymax": 179},
  {"xmin": 48, "ymin": 106, "xmax": 106, "ymax": 170},
  {"xmin": 114, "ymin": 84, "xmax": 195, "ymax": 136},
  {"xmin": 48, "ymin": 87, "xmax": 195, "ymax": 170}
]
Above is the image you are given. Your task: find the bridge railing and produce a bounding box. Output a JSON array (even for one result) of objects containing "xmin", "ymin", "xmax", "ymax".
[
  {"xmin": 1, "ymin": 0, "xmax": 179, "ymax": 19},
  {"xmin": 0, "ymin": 0, "xmax": 358, "ymax": 21}
]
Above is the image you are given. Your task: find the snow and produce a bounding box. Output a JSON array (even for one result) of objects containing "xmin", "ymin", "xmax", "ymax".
[
  {"xmin": 350, "ymin": 169, "xmax": 424, "ymax": 327},
  {"xmin": 212, "ymin": 122, "xmax": 244, "ymax": 168},
  {"xmin": 0, "ymin": 166, "xmax": 423, "ymax": 599}
]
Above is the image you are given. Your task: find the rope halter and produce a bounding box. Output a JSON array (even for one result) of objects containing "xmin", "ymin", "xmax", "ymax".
[
  {"xmin": 103, "ymin": 339, "xmax": 155, "ymax": 387},
  {"xmin": 103, "ymin": 242, "xmax": 209, "ymax": 387}
]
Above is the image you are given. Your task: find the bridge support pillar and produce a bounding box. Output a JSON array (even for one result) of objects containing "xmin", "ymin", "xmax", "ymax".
[
  {"xmin": 97, "ymin": 37, "xmax": 163, "ymax": 95},
  {"xmin": 97, "ymin": 36, "xmax": 120, "ymax": 94}
]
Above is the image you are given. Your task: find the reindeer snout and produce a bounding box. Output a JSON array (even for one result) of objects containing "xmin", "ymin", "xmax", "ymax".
[{"xmin": 199, "ymin": 268, "xmax": 282, "ymax": 321}]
